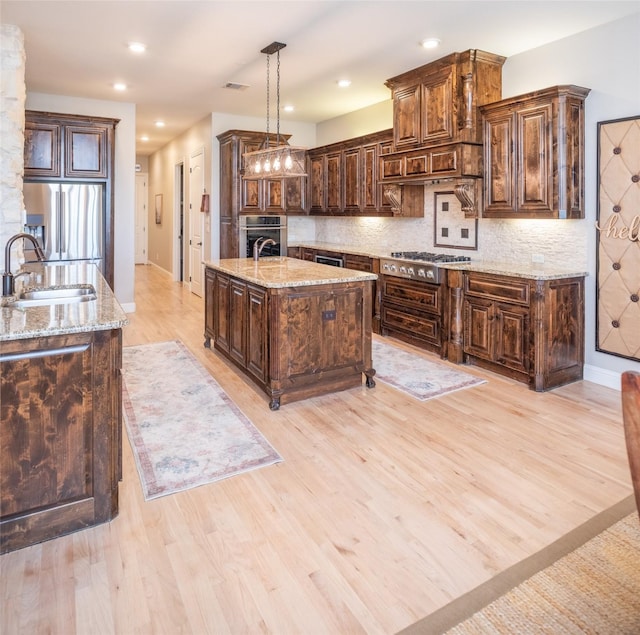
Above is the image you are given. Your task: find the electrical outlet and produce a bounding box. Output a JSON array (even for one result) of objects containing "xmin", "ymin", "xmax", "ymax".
[{"xmin": 531, "ymin": 254, "xmax": 545, "ymax": 264}]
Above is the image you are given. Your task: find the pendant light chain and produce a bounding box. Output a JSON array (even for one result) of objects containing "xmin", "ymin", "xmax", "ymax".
[
  {"xmin": 265, "ymin": 53, "xmax": 270, "ymax": 149},
  {"xmin": 276, "ymin": 48, "xmax": 281, "ymax": 146}
]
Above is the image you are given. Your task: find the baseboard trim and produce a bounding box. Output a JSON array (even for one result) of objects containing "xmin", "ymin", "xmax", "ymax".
[{"xmin": 583, "ymin": 364, "xmax": 621, "ymax": 391}]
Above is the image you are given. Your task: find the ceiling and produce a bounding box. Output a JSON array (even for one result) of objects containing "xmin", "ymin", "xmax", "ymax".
[{"xmin": 3, "ymin": 1, "xmax": 638, "ymax": 155}]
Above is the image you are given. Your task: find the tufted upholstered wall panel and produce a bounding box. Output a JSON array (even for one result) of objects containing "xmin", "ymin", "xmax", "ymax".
[{"xmin": 596, "ymin": 116, "xmax": 640, "ymax": 361}]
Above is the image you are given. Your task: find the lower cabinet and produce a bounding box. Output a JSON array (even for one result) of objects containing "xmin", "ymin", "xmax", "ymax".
[
  {"xmin": 0, "ymin": 329, "xmax": 122, "ymax": 553},
  {"xmin": 448, "ymin": 270, "xmax": 584, "ymax": 390},
  {"xmin": 205, "ymin": 270, "xmax": 268, "ymax": 384},
  {"xmin": 381, "ymin": 275, "xmax": 445, "ymax": 356},
  {"xmin": 204, "ymin": 265, "xmax": 374, "ymax": 409}
]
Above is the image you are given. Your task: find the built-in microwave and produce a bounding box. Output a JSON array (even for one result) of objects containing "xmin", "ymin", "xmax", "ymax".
[
  {"xmin": 238, "ymin": 215, "xmax": 287, "ymax": 258},
  {"xmin": 314, "ymin": 254, "xmax": 344, "ymax": 267}
]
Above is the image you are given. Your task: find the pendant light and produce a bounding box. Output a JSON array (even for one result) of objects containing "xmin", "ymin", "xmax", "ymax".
[{"xmin": 242, "ymin": 42, "xmax": 307, "ymax": 180}]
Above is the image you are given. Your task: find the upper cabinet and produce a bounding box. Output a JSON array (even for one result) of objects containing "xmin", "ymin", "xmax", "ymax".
[
  {"xmin": 385, "ymin": 50, "xmax": 506, "ymax": 151},
  {"xmin": 307, "ymin": 129, "xmax": 416, "ymax": 217},
  {"xmin": 24, "ymin": 111, "xmax": 117, "ymax": 180},
  {"xmin": 381, "ymin": 50, "xmax": 505, "ymax": 217},
  {"xmin": 23, "ymin": 111, "xmax": 118, "ymax": 287},
  {"xmin": 480, "ymin": 85, "xmax": 590, "ymax": 219}
]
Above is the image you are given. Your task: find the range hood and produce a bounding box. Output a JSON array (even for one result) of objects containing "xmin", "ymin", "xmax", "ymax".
[{"xmin": 380, "ymin": 49, "xmax": 506, "ymax": 217}]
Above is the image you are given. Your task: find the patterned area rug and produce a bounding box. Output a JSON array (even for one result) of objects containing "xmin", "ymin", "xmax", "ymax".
[
  {"xmin": 372, "ymin": 338, "xmax": 486, "ymax": 401},
  {"xmin": 122, "ymin": 340, "xmax": 282, "ymax": 500}
]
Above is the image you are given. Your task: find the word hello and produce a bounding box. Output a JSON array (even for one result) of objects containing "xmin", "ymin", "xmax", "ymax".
[{"xmin": 595, "ymin": 214, "xmax": 640, "ymax": 241}]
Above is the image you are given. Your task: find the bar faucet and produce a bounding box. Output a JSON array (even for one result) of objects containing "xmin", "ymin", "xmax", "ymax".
[
  {"xmin": 253, "ymin": 237, "xmax": 276, "ymax": 261},
  {"xmin": 3, "ymin": 232, "xmax": 46, "ymax": 296}
]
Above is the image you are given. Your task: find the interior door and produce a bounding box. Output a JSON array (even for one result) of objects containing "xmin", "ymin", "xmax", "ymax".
[
  {"xmin": 189, "ymin": 150, "xmax": 204, "ymax": 296},
  {"xmin": 135, "ymin": 173, "xmax": 148, "ymax": 264}
]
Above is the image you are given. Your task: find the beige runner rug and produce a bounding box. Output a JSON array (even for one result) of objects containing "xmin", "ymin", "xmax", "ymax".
[{"xmin": 400, "ymin": 495, "xmax": 640, "ymax": 634}]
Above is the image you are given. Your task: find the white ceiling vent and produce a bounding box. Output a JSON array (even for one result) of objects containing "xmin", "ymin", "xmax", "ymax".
[{"xmin": 224, "ymin": 82, "xmax": 250, "ymax": 91}]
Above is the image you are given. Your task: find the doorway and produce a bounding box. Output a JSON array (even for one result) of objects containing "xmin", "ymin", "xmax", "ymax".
[
  {"xmin": 134, "ymin": 173, "xmax": 148, "ymax": 264},
  {"xmin": 188, "ymin": 149, "xmax": 205, "ymax": 297},
  {"xmin": 174, "ymin": 162, "xmax": 185, "ymax": 282}
]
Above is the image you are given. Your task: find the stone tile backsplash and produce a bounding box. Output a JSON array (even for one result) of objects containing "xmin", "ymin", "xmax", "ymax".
[{"xmin": 289, "ymin": 183, "xmax": 588, "ymax": 268}]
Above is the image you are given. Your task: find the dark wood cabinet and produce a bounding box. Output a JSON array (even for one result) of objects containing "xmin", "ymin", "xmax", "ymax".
[
  {"xmin": 25, "ymin": 112, "xmax": 115, "ymax": 180},
  {"xmin": 1, "ymin": 329, "xmax": 122, "ymax": 553},
  {"xmin": 385, "ymin": 50, "xmax": 505, "ymax": 150},
  {"xmin": 450, "ymin": 270, "xmax": 585, "ymax": 390},
  {"xmin": 381, "ymin": 275, "xmax": 445, "ymax": 356},
  {"xmin": 23, "ymin": 111, "xmax": 118, "ymax": 287},
  {"xmin": 205, "ymin": 269, "xmax": 269, "ymax": 384},
  {"xmin": 218, "ymin": 130, "xmax": 306, "ymax": 259},
  {"xmin": 204, "ymin": 264, "xmax": 374, "ymax": 409},
  {"xmin": 480, "ymin": 85, "xmax": 590, "ymax": 219},
  {"xmin": 307, "ymin": 130, "xmax": 407, "ymax": 216}
]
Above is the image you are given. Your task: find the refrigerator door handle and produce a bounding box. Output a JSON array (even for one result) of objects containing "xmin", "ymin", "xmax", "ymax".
[{"xmin": 59, "ymin": 190, "xmax": 65, "ymax": 253}]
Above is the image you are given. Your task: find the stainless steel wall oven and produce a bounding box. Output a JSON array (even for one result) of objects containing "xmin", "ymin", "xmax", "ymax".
[{"xmin": 238, "ymin": 215, "xmax": 287, "ymax": 258}]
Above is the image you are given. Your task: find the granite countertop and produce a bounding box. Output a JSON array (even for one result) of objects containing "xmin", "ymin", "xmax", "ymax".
[
  {"xmin": 204, "ymin": 257, "xmax": 378, "ymax": 288},
  {"xmin": 1, "ymin": 263, "xmax": 128, "ymax": 342},
  {"xmin": 289, "ymin": 242, "xmax": 588, "ymax": 281}
]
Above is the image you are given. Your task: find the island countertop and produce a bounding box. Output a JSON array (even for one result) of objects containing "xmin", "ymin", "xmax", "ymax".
[
  {"xmin": 204, "ymin": 257, "xmax": 378, "ymax": 288},
  {"xmin": 0, "ymin": 263, "xmax": 128, "ymax": 342}
]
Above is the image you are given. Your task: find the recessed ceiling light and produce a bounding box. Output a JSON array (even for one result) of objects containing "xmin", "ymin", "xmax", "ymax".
[
  {"xmin": 154, "ymin": 120, "xmax": 165, "ymax": 127},
  {"xmin": 421, "ymin": 38, "xmax": 441, "ymax": 49},
  {"xmin": 113, "ymin": 82, "xmax": 127, "ymax": 91},
  {"xmin": 140, "ymin": 135, "xmax": 149, "ymax": 142},
  {"xmin": 128, "ymin": 42, "xmax": 146, "ymax": 54},
  {"xmin": 283, "ymin": 105, "xmax": 294, "ymax": 113},
  {"xmin": 337, "ymin": 79, "xmax": 351, "ymax": 88}
]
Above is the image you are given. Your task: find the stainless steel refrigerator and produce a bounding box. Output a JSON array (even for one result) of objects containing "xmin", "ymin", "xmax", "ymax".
[{"xmin": 23, "ymin": 182, "xmax": 104, "ymax": 272}]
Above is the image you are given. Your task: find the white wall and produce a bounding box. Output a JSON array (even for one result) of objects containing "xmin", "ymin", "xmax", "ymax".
[{"xmin": 26, "ymin": 93, "xmax": 137, "ymax": 310}]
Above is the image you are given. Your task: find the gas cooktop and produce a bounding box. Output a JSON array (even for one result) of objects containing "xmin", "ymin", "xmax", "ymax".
[{"xmin": 389, "ymin": 251, "xmax": 471, "ymax": 263}]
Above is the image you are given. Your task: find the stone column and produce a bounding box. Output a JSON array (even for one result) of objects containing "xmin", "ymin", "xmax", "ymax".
[{"xmin": 0, "ymin": 24, "xmax": 26, "ymax": 251}]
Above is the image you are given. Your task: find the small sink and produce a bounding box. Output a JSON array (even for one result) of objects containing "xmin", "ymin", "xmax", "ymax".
[{"xmin": 13, "ymin": 285, "xmax": 97, "ymax": 308}]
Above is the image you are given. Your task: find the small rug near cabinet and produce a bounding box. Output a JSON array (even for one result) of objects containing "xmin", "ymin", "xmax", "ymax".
[
  {"xmin": 372, "ymin": 338, "xmax": 486, "ymax": 401},
  {"xmin": 122, "ymin": 340, "xmax": 282, "ymax": 501}
]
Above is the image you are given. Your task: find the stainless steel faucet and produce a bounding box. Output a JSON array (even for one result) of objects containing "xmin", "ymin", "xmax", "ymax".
[
  {"xmin": 3, "ymin": 232, "xmax": 46, "ymax": 296},
  {"xmin": 253, "ymin": 237, "xmax": 276, "ymax": 261}
]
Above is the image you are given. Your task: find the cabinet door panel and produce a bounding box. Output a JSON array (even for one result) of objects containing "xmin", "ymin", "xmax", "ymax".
[
  {"xmin": 484, "ymin": 114, "xmax": 514, "ymax": 213},
  {"xmin": 422, "ymin": 68, "xmax": 454, "ymax": 144},
  {"xmin": 518, "ymin": 106, "xmax": 552, "ymax": 212},
  {"xmin": 393, "ymin": 85, "xmax": 421, "ymax": 148},
  {"xmin": 495, "ymin": 302, "xmax": 529, "ymax": 372},
  {"xmin": 463, "ymin": 297, "xmax": 493, "ymax": 360},
  {"xmin": 362, "ymin": 144, "xmax": 378, "ymax": 212},
  {"xmin": 343, "ymin": 148, "xmax": 361, "ymax": 212},
  {"xmin": 229, "ymin": 280, "xmax": 247, "ymax": 366},
  {"xmin": 65, "ymin": 125, "xmax": 109, "ymax": 178},
  {"xmin": 326, "ymin": 152, "xmax": 342, "ymax": 212},
  {"xmin": 309, "ymin": 155, "xmax": 325, "ymax": 213},
  {"xmin": 241, "ymin": 180, "xmax": 262, "ymax": 212},
  {"xmin": 247, "ymin": 285, "xmax": 268, "ymax": 383},
  {"xmin": 24, "ymin": 122, "xmax": 61, "ymax": 177},
  {"xmin": 214, "ymin": 273, "xmax": 231, "ymax": 354},
  {"xmin": 264, "ymin": 180, "xmax": 284, "ymax": 213}
]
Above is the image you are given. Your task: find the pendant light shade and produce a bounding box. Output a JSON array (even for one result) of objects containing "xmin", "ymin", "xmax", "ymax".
[{"xmin": 242, "ymin": 42, "xmax": 307, "ymax": 180}]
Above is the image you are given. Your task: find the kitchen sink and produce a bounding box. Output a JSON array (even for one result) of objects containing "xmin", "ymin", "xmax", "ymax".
[{"xmin": 13, "ymin": 284, "xmax": 97, "ymax": 307}]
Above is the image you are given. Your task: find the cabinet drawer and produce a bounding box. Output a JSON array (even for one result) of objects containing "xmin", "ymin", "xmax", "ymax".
[
  {"xmin": 464, "ymin": 273, "xmax": 530, "ymax": 306},
  {"xmin": 344, "ymin": 254, "xmax": 373, "ymax": 272},
  {"xmin": 382, "ymin": 277, "xmax": 441, "ymax": 314},
  {"xmin": 382, "ymin": 303, "xmax": 440, "ymax": 343}
]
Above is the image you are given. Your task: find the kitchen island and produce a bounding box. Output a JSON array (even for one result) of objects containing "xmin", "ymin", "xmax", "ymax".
[
  {"xmin": 204, "ymin": 257, "xmax": 377, "ymax": 410},
  {"xmin": 0, "ymin": 263, "xmax": 128, "ymax": 553}
]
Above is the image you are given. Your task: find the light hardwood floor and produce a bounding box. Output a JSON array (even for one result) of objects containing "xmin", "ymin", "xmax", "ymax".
[{"xmin": 1, "ymin": 264, "xmax": 632, "ymax": 634}]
